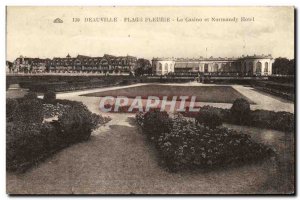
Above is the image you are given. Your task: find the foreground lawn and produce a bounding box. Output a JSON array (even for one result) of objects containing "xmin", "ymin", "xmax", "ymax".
[{"xmin": 82, "ymin": 84, "xmax": 254, "ymax": 104}]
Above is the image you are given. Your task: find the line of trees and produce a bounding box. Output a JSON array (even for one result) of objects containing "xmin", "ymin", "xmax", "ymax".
[{"xmin": 272, "ymin": 58, "xmax": 295, "ymax": 75}]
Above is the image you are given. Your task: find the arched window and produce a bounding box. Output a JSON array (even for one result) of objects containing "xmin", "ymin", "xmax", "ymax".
[
  {"xmin": 159, "ymin": 63, "xmax": 162, "ymax": 70},
  {"xmin": 248, "ymin": 62, "xmax": 254, "ymax": 74},
  {"xmin": 256, "ymin": 62, "xmax": 262, "ymax": 74},
  {"xmin": 213, "ymin": 63, "xmax": 218, "ymax": 72},
  {"xmin": 264, "ymin": 62, "xmax": 268, "ymax": 72},
  {"xmin": 225, "ymin": 63, "xmax": 230, "ymax": 72},
  {"xmin": 204, "ymin": 64, "xmax": 209, "ymax": 73},
  {"xmin": 165, "ymin": 63, "xmax": 168, "ymax": 71},
  {"xmin": 219, "ymin": 63, "xmax": 225, "ymax": 72}
]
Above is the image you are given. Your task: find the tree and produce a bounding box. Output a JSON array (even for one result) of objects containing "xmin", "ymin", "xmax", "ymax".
[
  {"xmin": 135, "ymin": 58, "xmax": 152, "ymax": 76},
  {"xmin": 273, "ymin": 57, "xmax": 294, "ymax": 75}
]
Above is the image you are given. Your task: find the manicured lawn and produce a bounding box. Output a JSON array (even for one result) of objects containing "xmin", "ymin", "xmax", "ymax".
[{"xmin": 82, "ymin": 84, "xmax": 254, "ymax": 104}]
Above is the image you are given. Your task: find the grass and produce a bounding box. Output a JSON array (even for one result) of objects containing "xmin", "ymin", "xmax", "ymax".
[{"xmin": 82, "ymin": 84, "xmax": 254, "ymax": 104}]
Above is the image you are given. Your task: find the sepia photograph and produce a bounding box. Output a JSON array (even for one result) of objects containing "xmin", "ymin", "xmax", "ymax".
[{"xmin": 5, "ymin": 6, "xmax": 295, "ymax": 195}]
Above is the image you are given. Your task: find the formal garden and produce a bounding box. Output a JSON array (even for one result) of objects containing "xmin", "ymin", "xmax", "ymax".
[
  {"xmin": 6, "ymin": 82, "xmax": 295, "ymax": 194},
  {"xmin": 6, "ymin": 91, "xmax": 111, "ymax": 172},
  {"xmin": 135, "ymin": 98, "xmax": 294, "ymax": 172}
]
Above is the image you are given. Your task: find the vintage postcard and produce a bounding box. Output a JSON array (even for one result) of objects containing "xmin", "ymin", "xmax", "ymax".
[{"xmin": 6, "ymin": 6, "xmax": 295, "ymax": 195}]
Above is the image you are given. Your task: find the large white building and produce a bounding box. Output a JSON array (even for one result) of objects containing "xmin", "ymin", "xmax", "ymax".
[{"xmin": 152, "ymin": 54, "xmax": 273, "ymax": 76}]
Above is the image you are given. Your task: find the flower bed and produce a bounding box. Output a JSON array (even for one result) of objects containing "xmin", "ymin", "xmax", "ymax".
[
  {"xmin": 43, "ymin": 103, "xmax": 71, "ymax": 118},
  {"xmin": 136, "ymin": 110, "xmax": 275, "ymax": 172},
  {"xmin": 6, "ymin": 96, "xmax": 111, "ymax": 172}
]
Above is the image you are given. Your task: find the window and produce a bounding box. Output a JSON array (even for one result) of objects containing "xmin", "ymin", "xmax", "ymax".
[
  {"xmin": 165, "ymin": 63, "xmax": 168, "ymax": 71},
  {"xmin": 213, "ymin": 64, "xmax": 218, "ymax": 72},
  {"xmin": 159, "ymin": 63, "xmax": 162, "ymax": 70},
  {"xmin": 248, "ymin": 62, "xmax": 254, "ymax": 74},
  {"xmin": 256, "ymin": 62, "xmax": 262, "ymax": 74},
  {"xmin": 204, "ymin": 64, "xmax": 209, "ymax": 73},
  {"xmin": 264, "ymin": 62, "xmax": 268, "ymax": 72}
]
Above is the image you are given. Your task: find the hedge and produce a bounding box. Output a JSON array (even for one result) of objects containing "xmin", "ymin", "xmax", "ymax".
[
  {"xmin": 182, "ymin": 104, "xmax": 294, "ymax": 133},
  {"xmin": 19, "ymin": 78, "xmax": 132, "ymax": 93}
]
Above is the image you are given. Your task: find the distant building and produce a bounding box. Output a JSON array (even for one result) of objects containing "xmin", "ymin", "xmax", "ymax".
[
  {"xmin": 151, "ymin": 58, "xmax": 175, "ymax": 75},
  {"xmin": 13, "ymin": 56, "xmax": 49, "ymax": 73},
  {"xmin": 152, "ymin": 54, "xmax": 273, "ymax": 76},
  {"xmin": 13, "ymin": 54, "xmax": 140, "ymax": 74}
]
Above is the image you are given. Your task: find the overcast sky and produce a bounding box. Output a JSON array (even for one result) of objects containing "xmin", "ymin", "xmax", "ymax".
[{"xmin": 6, "ymin": 6, "xmax": 294, "ymax": 61}]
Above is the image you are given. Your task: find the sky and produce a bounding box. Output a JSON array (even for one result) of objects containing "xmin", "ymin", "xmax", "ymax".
[{"xmin": 6, "ymin": 6, "xmax": 294, "ymax": 61}]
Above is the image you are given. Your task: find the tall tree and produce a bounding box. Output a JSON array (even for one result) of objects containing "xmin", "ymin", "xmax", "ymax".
[
  {"xmin": 135, "ymin": 58, "xmax": 152, "ymax": 76},
  {"xmin": 273, "ymin": 57, "xmax": 294, "ymax": 75}
]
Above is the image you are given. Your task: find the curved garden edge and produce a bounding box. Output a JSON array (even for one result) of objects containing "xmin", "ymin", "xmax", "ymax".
[{"xmin": 6, "ymin": 91, "xmax": 111, "ymax": 173}]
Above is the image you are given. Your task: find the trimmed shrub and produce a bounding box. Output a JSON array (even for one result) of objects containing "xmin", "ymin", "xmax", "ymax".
[
  {"xmin": 6, "ymin": 98, "xmax": 18, "ymax": 121},
  {"xmin": 7, "ymin": 122, "xmax": 46, "ymax": 171},
  {"xmin": 231, "ymin": 98, "xmax": 251, "ymax": 124},
  {"xmin": 43, "ymin": 91, "xmax": 56, "ymax": 102},
  {"xmin": 195, "ymin": 106, "xmax": 222, "ymax": 129},
  {"xmin": 58, "ymin": 103, "xmax": 101, "ymax": 143},
  {"xmin": 6, "ymin": 98, "xmax": 110, "ymax": 172},
  {"xmin": 142, "ymin": 109, "xmax": 172, "ymax": 140},
  {"xmin": 187, "ymin": 105, "xmax": 294, "ymax": 132},
  {"xmin": 272, "ymin": 111, "xmax": 294, "ymax": 132},
  {"xmin": 13, "ymin": 99, "xmax": 44, "ymax": 123},
  {"xmin": 24, "ymin": 91, "xmax": 38, "ymax": 99},
  {"xmin": 41, "ymin": 122, "xmax": 64, "ymax": 150},
  {"xmin": 250, "ymin": 110, "xmax": 294, "ymax": 132},
  {"xmin": 23, "ymin": 78, "xmax": 122, "ymax": 93}
]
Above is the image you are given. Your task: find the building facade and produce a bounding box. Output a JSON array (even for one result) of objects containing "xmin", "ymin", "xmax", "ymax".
[
  {"xmin": 12, "ymin": 54, "xmax": 138, "ymax": 74},
  {"xmin": 152, "ymin": 55, "xmax": 273, "ymax": 76},
  {"xmin": 151, "ymin": 58, "xmax": 175, "ymax": 75}
]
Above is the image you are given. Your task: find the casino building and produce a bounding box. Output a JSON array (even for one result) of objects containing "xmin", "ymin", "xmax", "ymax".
[{"xmin": 152, "ymin": 54, "xmax": 273, "ymax": 76}]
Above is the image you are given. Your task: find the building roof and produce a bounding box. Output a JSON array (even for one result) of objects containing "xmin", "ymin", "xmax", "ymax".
[
  {"xmin": 241, "ymin": 54, "xmax": 273, "ymax": 59},
  {"xmin": 153, "ymin": 54, "xmax": 273, "ymax": 62}
]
